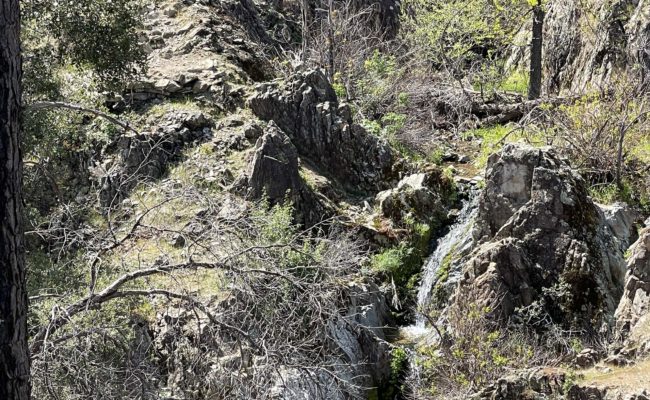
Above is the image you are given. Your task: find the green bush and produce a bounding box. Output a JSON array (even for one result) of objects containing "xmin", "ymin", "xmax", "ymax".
[{"xmin": 24, "ymin": 0, "xmax": 146, "ymax": 89}]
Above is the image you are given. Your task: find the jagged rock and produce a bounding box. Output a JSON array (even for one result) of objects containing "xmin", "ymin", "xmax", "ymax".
[
  {"xmin": 575, "ymin": 348, "xmax": 603, "ymax": 368},
  {"xmin": 244, "ymin": 122, "xmax": 326, "ymax": 226},
  {"xmin": 600, "ymin": 203, "xmax": 641, "ymax": 252},
  {"xmin": 249, "ymin": 69, "xmax": 395, "ymax": 192},
  {"xmin": 474, "ymin": 368, "xmax": 567, "ymax": 399},
  {"xmin": 247, "ymin": 122, "xmax": 304, "ymax": 202},
  {"xmin": 475, "ymin": 367, "xmax": 650, "ymax": 400},
  {"xmin": 615, "ymin": 228, "xmax": 650, "ymax": 355},
  {"xmin": 155, "ymin": 78, "xmax": 183, "ymax": 93},
  {"xmin": 509, "ymin": 0, "xmax": 650, "ymax": 93},
  {"xmin": 97, "ymin": 111, "xmax": 212, "ymax": 208},
  {"xmin": 451, "ymin": 144, "xmax": 633, "ymax": 329},
  {"xmin": 375, "ymin": 167, "xmax": 454, "ymax": 226}
]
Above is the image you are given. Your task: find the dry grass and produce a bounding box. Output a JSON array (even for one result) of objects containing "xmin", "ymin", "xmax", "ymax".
[{"xmin": 580, "ymin": 358, "xmax": 650, "ymax": 391}]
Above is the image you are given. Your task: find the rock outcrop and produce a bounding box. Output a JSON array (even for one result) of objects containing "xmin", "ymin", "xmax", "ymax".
[
  {"xmin": 476, "ymin": 367, "xmax": 650, "ymax": 400},
  {"xmin": 243, "ymin": 122, "xmax": 326, "ymax": 226},
  {"xmin": 447, "ymin": 144, "xmax": 634, "ymax": 329},
  {"xmin": 375, "ymin": 167, "xmax": 455, "ymax": 226},
  {"xmin": 97, "ymin": 111, "xmax": 212, "ymax": 208},
  {"xmin": 152, "ymin": 281, "xmax": 392, "ymax": 400},
  {"xmin": 510, "ymin": 0, "xmax": 650, "ymax": 94},
  {"xmin": 615, "ymin": 228, "xmax": 650, "ymax": 355},
  {"xmin": 249, "ymin": 69, "xmax": 395, "ymax": 192},
  {"xmin": 270, "ymin": 282, "xmax": 392, "ymax": 399}
]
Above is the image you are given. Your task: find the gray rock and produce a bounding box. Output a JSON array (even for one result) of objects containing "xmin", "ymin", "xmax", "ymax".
[
  {"xmin": 449, "ymin": 144, "xmax": 632, "ymax": 329},
  {"xmin": 249, "ymin": 69, "xmax": 395, "ymax": 192},
  {"xmin": 244, "ymin": 122, "xmax": 326, "ymax": 226},
  {"xmin": 575, "ymin": 348, "xmax": 602, "ymax": 368},
  {"xmin": 375, "ymin": 168, "xmax": 454, "ymax": 226},
  {"xmin": 98, "ymin": 111, "xmax": 213, "ymax": 208},
  {"xmin": 155, "ymin": 78, "xmax": 183, "ymax": 93},
  {"xmin": 615, "ymin": 228, "xmax": 650, "ymax": 354},
  {"xmin": 269, "ymin": 282, "xmax": 391, "ymax": 399}
]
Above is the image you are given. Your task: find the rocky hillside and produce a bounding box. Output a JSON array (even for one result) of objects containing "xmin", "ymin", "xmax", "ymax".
[{"xmin": 15, "ymin": 0, "xmax": 650, "ymax": 399}]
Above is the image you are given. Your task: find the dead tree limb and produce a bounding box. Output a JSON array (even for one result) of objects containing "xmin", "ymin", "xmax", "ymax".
[{"xmin": 28, "ymin": 101, "xmax": 139, "ymax": 134}]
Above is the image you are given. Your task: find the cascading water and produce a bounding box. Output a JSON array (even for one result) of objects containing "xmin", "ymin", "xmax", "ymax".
[{"xmin": 413, "ymin": 193, "xmax": 479, "ymax": 330}]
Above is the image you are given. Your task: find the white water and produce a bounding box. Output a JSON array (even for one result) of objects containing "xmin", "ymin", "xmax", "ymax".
[{"xmin": 413, "ymin": 195, "xmax": 478, "ymax": 328}]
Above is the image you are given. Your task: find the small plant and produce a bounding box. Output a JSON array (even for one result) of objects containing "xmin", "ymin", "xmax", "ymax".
[{"xmin": 390, "ymin": 347, "xmax": 409, "ymax": 386}]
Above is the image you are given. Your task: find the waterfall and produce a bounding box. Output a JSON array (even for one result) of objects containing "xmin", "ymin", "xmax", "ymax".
[{"xmin": 414, "ymin": 194, "xmax": 479, "ymax": 328}]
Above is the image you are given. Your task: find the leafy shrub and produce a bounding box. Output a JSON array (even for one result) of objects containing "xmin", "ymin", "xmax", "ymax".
[
  {"xmin": 413, "ymin": 293, "xmax": 551, "ymax": 399},
  {"xmin": 400, "ymin": 0, "xmax": 527, "ymax": 84},
  {"xmin": 23, "ymin": 0, "xmax": 146, "ymax": 89}
]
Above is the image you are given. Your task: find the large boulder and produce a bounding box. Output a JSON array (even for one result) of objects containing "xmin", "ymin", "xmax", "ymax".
[
  {"xmin": 615, "ymin": 228, "xmax": 650, "ymax": 355},
  {"xmin": 247, "ymin": 122, "xmax": 304, "ymax": 202},
  {"xmin": 375, "ymin": 167, "xmax": 455, "ymax": 227},
  {"xmin": 270, "ymin": 282, "xmax": 392, "ymax": 399},
  {"xmin": 249, "ymin": 69, "xmax": 395, "ymax": 192},
  {"xmin": 449, "ymin": 144, "xmax": 635, "ymax": 330}
]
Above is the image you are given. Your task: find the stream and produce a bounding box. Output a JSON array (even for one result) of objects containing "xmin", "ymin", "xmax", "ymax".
[{"xmin": 402, "ymin": 191, "xmax": 479, "ymax": 336}]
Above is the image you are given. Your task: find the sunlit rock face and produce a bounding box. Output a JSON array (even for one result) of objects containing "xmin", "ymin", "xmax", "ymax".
[{"xmin": 447, "ymin": 144, "xmax": 637, "ymax": 331}]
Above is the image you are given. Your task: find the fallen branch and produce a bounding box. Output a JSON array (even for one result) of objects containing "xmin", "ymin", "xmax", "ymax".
[{"xmin": 28, "ymin": 101, "xmax": 139, "ymax": 134}]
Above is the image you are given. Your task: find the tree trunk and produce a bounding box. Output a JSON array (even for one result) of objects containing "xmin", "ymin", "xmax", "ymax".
[
  {"xmin": 301, "ymin": 0, "xmax": 310, "ymax": 62},
  {"xmin": 616, "ymin": 123, "xmax": 626, "ymax": 190},
  {"xmin": 326, "ymin": 0, "xmax": 335, "ymax": 80},
  {"xmin": 528, "ymin": 1, "xmax": 544, "ymax": 100},
  {"xmin": 0, "ymin": 0, "xmax": 31, "ymax": 399}
]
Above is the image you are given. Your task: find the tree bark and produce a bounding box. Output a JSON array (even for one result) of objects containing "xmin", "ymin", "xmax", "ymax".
[
  {"xmin": 0, "ymin": 0, "xmax": 31, "ymax": 398},
  {"xmin": 301, "ymin": 0, "xmax": 310, "ymax": 62},
  {"xmin": 528, "ymin": 0, "xmax": 544, "ymax": 100}
]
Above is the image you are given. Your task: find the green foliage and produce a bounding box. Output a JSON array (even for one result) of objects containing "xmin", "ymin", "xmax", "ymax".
[
  {"xmin": 499, "ymin": 69, "xmax": 530, "ymax": 94},
  {"xmin": 371, "ymin": 244, "xmax": 416, "ymax": 281},
  {"xmin": 554, "ymin": 86, "xmax": 650, "ymax": 212},
  {"xmin": 563, "ymin": 370, "xmax": 578, "ymax": 393},
  {"xmin": 417, "ymin": 300, "xmax": 540, "ymax": 394},
  {"xmin": 381, "ymin": 112, "xmax": 408, "ymax": 138},
  {"xmin": 475, "ymin": 67, "xmax": 529, "ymax": 95},
  {"xmin": 427, "ymin": 148, "xmax": 445, "ymax": 165},
  {"xmin": 465, "ymin": 124, "xmax": 512, "ymax": 167},
  {"xmin": 465, "ymin": 124, "xmax": 544, "ymax": 168},
  {"xmin": 251, "ymin": 200, "xmax": 328, "ymax": 274},
  {"xmin": 588, "ymin": 183, "xmax": 631, "ymax": 205},
  {"xmin": 364, "ymin": 49, "xmax": 398, "ymax": 76},
  {"xmin": 570, "ymin": 337, "xmax": 584, "ymax": 354},
  {"xmin": 371, "ymin": 221, "xmax": 431, "ymax": 288},
  {"xmin": 390, "ymin": 347, "xmax": 409, "ymax": 387},
  {"xmin": 362, "ymin": 111, "xmax": 422, "ymax": 161},
  {"xmin": 357, "ymin": 50, "xmax": 400, "ymax": 113},
  {"xmin": 401, "ymin": 0, "xmax": 527, "ymax": 80},
  {"xmin": 332, "ymin": 72, "xmax": 347, "ymax": 99},
  {"xmin": 24, "ymin": 0, "xmax": 146, "ymax": 90}
]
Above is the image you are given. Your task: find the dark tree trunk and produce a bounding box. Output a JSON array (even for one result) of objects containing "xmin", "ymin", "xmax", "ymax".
[
  {"xmin": 0, "ymin": 0, "xmax": 31, "ymax": 399},
  {"xmin": 528, "ymin": 1, "xmax": 544, "ymax": 100}
]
